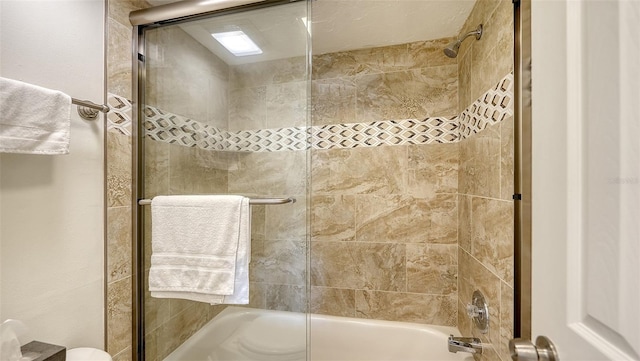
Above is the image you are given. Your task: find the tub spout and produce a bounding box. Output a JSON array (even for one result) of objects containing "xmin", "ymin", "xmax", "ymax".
[{"xmin": 448, "ymin": 335, "xmax": 483, "ymax": 354}]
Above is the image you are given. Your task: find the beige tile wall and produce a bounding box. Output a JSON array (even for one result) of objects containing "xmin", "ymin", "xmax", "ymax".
[
  {"xmin": 107, "ymin": 2, "xmax": 232, "ymax": 360},
  {"xmin": 146, "ymin": 27, "xmax": 229, "ymax": 128},
  {"xmin": 455, "ymin": 0, "xmax": 514, "ymax": 360},
  {"xmin": 106, "ymin": 1, "xmax": 147, "ymax": 360},
  {"xmin": 309, "ymin": 40, "xmax": 461, "ymax": 325},
  {"xmin": 227, "ymin": 57, "xmax": 309, "ymax": 313},
  {"xmin": 106, "ymin": 1, "xmax": 515, "ymax": 360}
]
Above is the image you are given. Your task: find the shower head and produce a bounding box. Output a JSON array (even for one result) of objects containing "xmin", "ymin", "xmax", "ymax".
[
  {"xmin": 444, "ymin": 41, "xmax": 462, "ymax": 58},
  {"xmin": 444, "ymin": 24, "xmax": 483, "ymax": 58}
]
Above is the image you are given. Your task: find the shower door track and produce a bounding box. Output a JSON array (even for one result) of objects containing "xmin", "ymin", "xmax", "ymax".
[{"xmin": 130, "ymin": 0, "xmax": 301, "ymax": 26}]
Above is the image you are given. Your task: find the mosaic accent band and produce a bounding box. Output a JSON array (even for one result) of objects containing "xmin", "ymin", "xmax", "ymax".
[
  {"xmin": 107, "ymin": 94, "xmax": 132, "ymax": 136},
  {"xmin": 143, "ymin": 107, "xmax": 227, "ymax": 150},
  {"xmin": 107, "ymin": 73, "xmax": 513, "ymax": 151},
  {"xmin": 458, "ymin": 74, "xmax": 513, "ymax": 138},
  {"xmin": 311, "ymin": 117, "xmax": 459, "ymax": 149}
]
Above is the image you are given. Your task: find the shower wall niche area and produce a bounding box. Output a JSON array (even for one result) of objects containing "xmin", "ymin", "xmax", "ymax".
[{"xmin": 135, "ymin": 3, "xmax": 310, "ymax": 360}]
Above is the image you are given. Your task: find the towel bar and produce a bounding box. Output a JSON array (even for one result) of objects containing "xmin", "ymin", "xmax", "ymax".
[
  {"xmin": 138, "ymin": 197, "xmax": 296, "ymax": 206},
  {"xmin": 72, "ymin": 98, "xmax": 110, "ymax": 120}
]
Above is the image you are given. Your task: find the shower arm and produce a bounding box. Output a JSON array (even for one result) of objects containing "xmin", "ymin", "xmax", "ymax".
[
  {"xmin": 444, "ymin": 24, "xmax": 483, "ymax": 58},
  {"xmin": 459, "ymin": 24, "xmax": 483, "ymax": 43}
]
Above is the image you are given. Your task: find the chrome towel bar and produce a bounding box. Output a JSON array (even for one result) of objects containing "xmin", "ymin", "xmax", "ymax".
[
  {"xmin": 138, "ymin": 197, "xmax": 296, "ymax": 206},
  {"xmin": 72, "ymin": 98, "xmax": 110, "ymax": 120}
]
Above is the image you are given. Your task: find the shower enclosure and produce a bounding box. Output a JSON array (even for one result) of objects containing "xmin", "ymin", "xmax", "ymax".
[{"xmin": 131, "ymin": 0, "xmax": 515, "ymax": 360}]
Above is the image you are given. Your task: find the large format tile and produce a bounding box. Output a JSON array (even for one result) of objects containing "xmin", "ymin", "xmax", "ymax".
[
  {"xmin": 144, "ymin": 329, "xmax": 158, "ymax": 361},
  {"xmin": 355, "ymin": 291, "xmax": 457, "ymax": 326},
  {"xmin": 407, "ymin": 38, "xmax": 459, "ymax": 69},
  {"xmin": 472, "ymin": 197, "xmax": 514, "ymax": 285},
  {"xmin": 458, "ymin": 195, "xmax": 472, "ymax": 252},
  {"xmin": 107, "ymin": 18, "xmax": 133, "ymax": 99},
  {"xmin": 266, "ymin": 81, "xmax": 307, "ymax": 129},
  {"xmin": 458, "ymin": 249, "xmax": 500, "ymax": 345},
  {"xmin": 146, "ymin": 27, "xmax": 229, "ymax": 124},
  {"xmin": 107, "ymin": 131, "xmax": 132, "ymax": 207},
  {"xmin": 168, "ymin": 146, "xmax": 228, "ymax": 195},
  {"xmin": 107, "ymin": 277, "xmax": 132, "ymax": 356},
  {"xmin": 310, "ymin": 242, "xmax": 406, "ymax": 291},
  {"xmin": 406, "ymin": 243, "xmax": 457, "ymax": 295},
  {"xmin": 458, "ymin": 121, "xmax": 501, "ymax": 198},
  {"xmin": 265, "ymin": 285, "xmax": 307, "ymax": 313},
  {"xmin": 471, "ymin": 0, "xmax": 513, "ymax": 79},
  {"xmin": 312, "ymin": 51, "xmax": 359, "ymax": 80},
  {"xmin": 311, "ymin": 77, "xmax": 357, "ymax": 126},
  {"xmin": 230, "ymin": 57, "xmax": 307, "ymax": 89},
  {"xmin": 107, "ymin": 206, "xmax": 132, "ymax": 283},
  {"xmin": 144, "ymin": 139, "xmax": 170, "ymax": 198},
  {"xmin": 350, "ymin": 44, "xmax": 412, "ymax": 75},
  {"xmin": 229, "ymin": 150, "xmax": 307, "ymax": 196},
  {"xmin": 112, "ymin": 347, "xmax": 132, "ymax": 361},
  {"xmin": 458, "ymin": 0, "xmax": 502, "ymax": 60},
  {"xmin": 355, "ymin": 194, "xmax": 457, "ymax": 244},
  {"xmin": 310, "ymin": 287, "xmax": 355, "ymax": 317},
  {"xmin": 458, "ymin": 47, "xmax": 473, "ymax": 112},
  {"xmin": 311, "ymin": 195, "xmax": 356, "ymax": 242},
  {"xmin": 251, "ymin": 240, "xmax": 307, "ymax": 286},
  {"xmin": 229, "ymin": 87, "xmax": 267, "ymax": 131},
  {"xmin": 311, "ymin": 146, "xmax": 406, "ymax": 195},
  {"xmin": 265, "ymin": 195, "xmax": 307, "ymax": 240},
  {"xmin": 407, "ymin": 143, "xmax": 459, "ymax": 198},
  {"xmin": 499, "ymin": 281, "xmax": 514, "ymax": 361},
  {"xmin": 354, "ymin": 195, "xmax": 414, "ymax": 243},
  {"xmin": 144, "ymin": 273, "xmax": 170, "ymax": 334},
  {"xmin": 157, "ymin": 303, "xmax": 210, "ymax": 360},
  {"xmin": 356, "ymin": 65, "xmax": 458, "ymax": 122},
  {"xmin": 313, "ymin": 37, "xmax": 455, "ymax": 80}
]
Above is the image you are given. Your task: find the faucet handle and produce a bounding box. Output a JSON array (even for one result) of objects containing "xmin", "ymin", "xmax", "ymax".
[
  {"xmin": 467, "ymin": 290, "xmax": 490, "ymax": 334},
  {"xmin": 466, "ymin": 303, "xmax": 485, "ymax": 318}
]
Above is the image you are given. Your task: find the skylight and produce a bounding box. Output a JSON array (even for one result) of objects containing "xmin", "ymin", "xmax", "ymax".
[{"xmin": 211, "ymin": 30, "xmax": 262, "ymax": 56}]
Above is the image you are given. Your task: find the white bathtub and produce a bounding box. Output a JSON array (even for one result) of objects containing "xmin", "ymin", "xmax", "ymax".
[{"xmin": 164, "ymin": 307, "xmax": 474, "ymax": 361}]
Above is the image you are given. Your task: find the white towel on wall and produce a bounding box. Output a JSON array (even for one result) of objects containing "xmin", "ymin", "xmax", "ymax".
[
  {"xmin": 0, "ymin": 77, "xmax": 71, "ymax": 155},
  {"xmin": 149, "ymin": 195, "xmax": 251, "ymax": 305}
]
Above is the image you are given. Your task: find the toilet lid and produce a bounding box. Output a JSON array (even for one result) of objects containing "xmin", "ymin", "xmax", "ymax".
[
  {"xmin": 238, "ymin": 313, "xmax": 306, "ymax": 357},
  {"xmin": 67, "ymin": 347, "xmax": 113, "ymax": 361}
]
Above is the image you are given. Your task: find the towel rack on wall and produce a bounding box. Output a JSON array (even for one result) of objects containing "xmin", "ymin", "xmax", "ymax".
[
  {"xmin": 137, "ymin": 197, "xmax": 296, "ymax": 206},
  {"xmin": 72, "ymin": 98, "xmax": 110, "ymax": 121}
]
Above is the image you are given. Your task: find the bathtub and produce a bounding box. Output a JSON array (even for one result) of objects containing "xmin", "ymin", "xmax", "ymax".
[{"xmin": 163, "ymin": 307, "xmax": 474, "ymax": 361}]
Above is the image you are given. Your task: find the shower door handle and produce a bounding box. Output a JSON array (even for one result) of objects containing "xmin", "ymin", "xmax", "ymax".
[{"xmin": 509, "ymin": 336, "xmax": 559, "ymax": 361}]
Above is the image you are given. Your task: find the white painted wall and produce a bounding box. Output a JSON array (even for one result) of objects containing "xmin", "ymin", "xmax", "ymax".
[{"xmin": 0, "ymin": 0, "xmax": 105, "ymax": 349}]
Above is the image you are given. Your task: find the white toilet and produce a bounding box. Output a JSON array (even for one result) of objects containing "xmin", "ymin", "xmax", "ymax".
[{"xmin": 66, "ymin": 347, "xmax": 112, "ymax": 361}]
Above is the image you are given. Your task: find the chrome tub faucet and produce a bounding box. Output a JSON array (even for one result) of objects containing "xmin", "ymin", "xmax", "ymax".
[{"xmin": 448, "ymin": 335, "xmax": 483, "ymax": 354}]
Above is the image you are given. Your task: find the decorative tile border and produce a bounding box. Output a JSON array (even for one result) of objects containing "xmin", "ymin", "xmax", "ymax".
[
  {"xmin": 226, "ymin": 127, "xmax": 308, "ymax": 152},
  {"xmin": 459, "ymin": 74, "xmax": 514, "ymax": 138},
  {"xmin": 311, "ymin": 117, "xmax": 459, "ymax": 149},
  {"xmin": 106, "ymin": 73, "xmax": 513, "ymax": 151},
  {"xmin": 107, "ymin": 94, "xmax": 132, "ymax": 136},
  {"xmin": 143, "ymin": 106, "xmax": 227, "ymax": 150}
]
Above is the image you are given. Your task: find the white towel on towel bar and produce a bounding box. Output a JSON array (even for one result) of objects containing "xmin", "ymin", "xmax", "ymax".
[
  {"xmin": 0, "ymin": 77, "xmax": 71, "ymax": 154},
  {"xmin": 149, "ymin": 195, "xmax": 251, "ymax": 305}
]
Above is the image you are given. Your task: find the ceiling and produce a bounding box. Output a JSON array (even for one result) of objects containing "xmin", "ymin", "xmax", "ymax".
[{"xmin": 146, "ymin": 0, "xmax": 476, "ymax": 65}]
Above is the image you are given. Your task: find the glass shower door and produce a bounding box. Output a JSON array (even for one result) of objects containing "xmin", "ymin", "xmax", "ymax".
[{"xmin": 136, "ymin": 2, "xmax": 310, "ymax": 360}]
